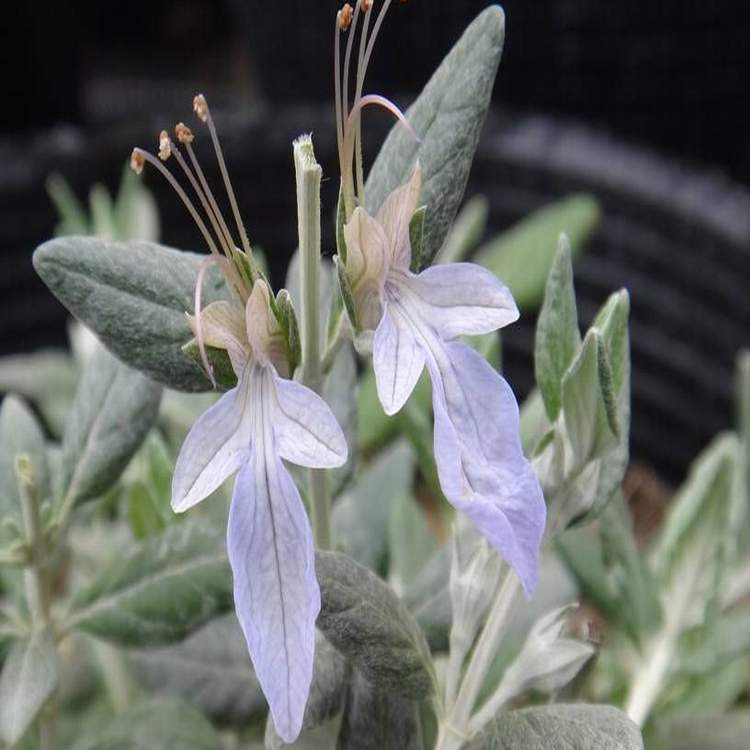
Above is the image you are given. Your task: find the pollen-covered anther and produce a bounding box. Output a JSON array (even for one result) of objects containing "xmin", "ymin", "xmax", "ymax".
[
  {"xmin": 175, "ymin": 122, "xmax": 195, "ymax": 144},
  {"xmin": 158, "ymin": 130, "xmax": 172, "ymax": 161},
  {"xmin": 193, "ymin": 94, "xmax": 209, "ymax": 122},
  {"xmin": 339, "ymin": 3, "xmax": 354, "ymax": 31},
  {"xmin": 130, "ymin": 149, "xmax": 145, "ymax": 175},
  {"xmin": 361, "ymin": 0, "xmax": 373, "ymax": 12}
]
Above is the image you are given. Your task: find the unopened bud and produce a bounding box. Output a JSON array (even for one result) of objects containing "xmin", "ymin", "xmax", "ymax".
[
  {"xmin": 175, "ymin": 122, "xmax": 194, "ymax": 144},
  {"xmin": 193, "ymin": 94, "xmax": 208, "ymax": 122},
  {"xmin": 158, "ymin": 130, "xmax": 171, "ymax": 161},
  {"xmin": 339, "ymin": 3, "xmax": 354, "ymax": 31},
  {"xmin": 130, "ymin": 149, "xmax": 145, "ymax": 175}
]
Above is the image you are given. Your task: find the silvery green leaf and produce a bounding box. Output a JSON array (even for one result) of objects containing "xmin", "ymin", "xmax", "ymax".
[
  {"xmin": 401, "ymin": 543, "xmax": 453, "ymax": 652},
  {"xmin": 33, "ymin": 237, "xmax": 228, "ymax": 391},
  {"xmin": 675, "ymin": 609, "xmax": 750, "ymax": 679},
  {"xmin": 130, "ymin": 614, "xmax": 263, "ymax": 723},
  {"xmin": 408, "ymin": 206, "xmax": 428, "ymax": 273},
  {"xmin": 0, "ymin": 396, "xmax": 51, "ymax": 531},
  {"xmin": 436, "ymin": 195, "xmax": 489, "ymax": 265},
  {"xmin": 474, "ymin": 607, "xmax": 594, "ymax": 727},
  {"xmin": 535, "ymin": 235, "xmax": 581, "ymax": 421},
  {"xmin": 474, "ymin": 194, "xmax": 600, "ymax": 312},
  {"xmin": 467, "ymin": 704, "xmax": 643, "ymax": 750},
  {"xmin": 182, "ymin": 340, "xmax": 237, "ymax": 390},
  {"xmin": 0, "ymin": 627, "xmax": 58, "ymax": 745},
  {"xmin": 324, "ymin": 344, "xmax": 358, "ymax": 497},
  {"xmin": 531, "ymin": 426, "xmax": 566, "ymax": 499},
  {"xmin": 519, "ymin": 389, "xmax": 550, "ymax": 456},
  {"xmin": 561, "ymin": 329, "xmax": 619, "ymax": 468},
  {"xmin": 113, "ymin": 164, "xmax": 160, "ymax": 242},
  {"xmin": 388, "ymin": 492, "xmax": 435, "ymax": 593},
  {"xmin": 59, "ymin": 346, "xmax": 162, "ymax": 510},
  {"xmin": 68, "ymin": 520, "xmax": 232, "ymax": 646},
  {"xmin": 70, "ymin": 698, "xmax": 222, "ymax": 750},
  {"xmin": 0, "ymin": 350, "xmax": 76, "ymax": 436},
  {"xmin": 47, "ymin": 173, "xmax": 90, "ymax": 235},
  {"xmin": 737, "ymin": 351, "xmax": 750, "ymax": 531},
  {"xmin": 446, "ymin": 521, "xmax": 503, "ymax": 707},
  {"xmin": 654, "ymin": 433, "xmax": 739, "ymax": 627},
  {"xmin": 332, "ymin": 440, "xmax": 414, "ymax": 572},
  {"xmin": 316, "ymin": 550, "xmax": 435, "ymax": 699},
  {"xmin": 656, "ymin": 712, "xmax": 750, "ymax": 750},
  {"xmin": 126, "ymin": 481, "xmax": 166, "ymax": 539},
  {"xmin": 265, "ymin": 634, "xmax": 349, "ymax": 748},
  {"xmin": 336, "ymin": 671, "xmax": 422, "ymax": 750},
  {"xmin": 365, "ymin": 6, "xmax": 506, "ymax": 267}
]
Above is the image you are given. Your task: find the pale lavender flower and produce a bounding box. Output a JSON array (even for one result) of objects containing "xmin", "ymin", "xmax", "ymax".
[
  {"xmin": 343, "ymin": 165, "xmax": 546, "ymax": 593},
  {"xmin": 171, "ymin": 282, "xmax": 347, "ymax": 743}
]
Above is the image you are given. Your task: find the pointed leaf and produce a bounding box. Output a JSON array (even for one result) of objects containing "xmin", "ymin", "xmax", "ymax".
[
  {"xmin": 33, "ymin": 237, "xmax": 228, "ymax": 391},
  {"xmin": 68, "ymin": 520, "xmax": 232, "ymax": 646},
  {"xmin": 475, "ymin": 194, "xmax": 600, "ymax": 311},
  {"xmin": 535, "ymin": 235, "xmax": 581, "ymax": 421},
  {"xmin": 437, "ymin": 195, "xmax": 489, "ymax": 265},
  {"xmin": 366, "ymin": 6, "xmax": 506, "ymax": 267},
  {"xmin": 70, "ymin": 698, "xmax": 222, "ymax": 750},
  {"xmin": 59, "ymin": 346, "xmax": 162, "ymax": 510},
  {"xmin": 316, "ymin": 551, "xmax": 434, "ymax": 699},
  {"xmin": 0, "ymin": 627, "xmax": 58, "ymax": 745}
]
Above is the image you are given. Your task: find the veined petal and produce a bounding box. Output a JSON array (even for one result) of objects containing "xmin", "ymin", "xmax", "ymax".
[
  {"xmin": 227, "ymin": 452, "xmax": 319, "ymax": 744},
  {"xmin": 428, "ymin": 341, "xmax": 546, "ymax": 594},
  {"xmin": 403, "ymin": 263, "xmax": 519, "ymax": 339},
  {"xmin": 272, "ymin": 372, "xmax": 348, "ymax": 468},
  {"xmin": 171, "ymin": 365, "xmax": 253, "ymax": 513},
  {"xmin": 343, "ymin": 207, "xmax": 389, "ymax": 331},
  {"xmin": 376, "ymin": 163, "xmax": 422, "ymax": 271},
  {"xmin": 245, "ymin": 280, "xmax": 287, "ymax": 371},
  {"xmin": 373, "ymin": 306, "xmax": 425, "ymax": 415},
  {"xmin": 188, "ymin": 300, "xmax": 250, "ymax": 376}
]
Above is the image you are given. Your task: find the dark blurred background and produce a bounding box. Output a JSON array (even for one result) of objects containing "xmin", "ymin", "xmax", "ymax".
[{"xmin": 1, "ymin": 0, "xmax": 748, "ymax": 482}]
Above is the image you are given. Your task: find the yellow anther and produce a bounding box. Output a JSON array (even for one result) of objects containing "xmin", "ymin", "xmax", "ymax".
[
  {"xmin": 193, "ymin": 93, "xmax": 208, "ymax": 122},
  {"xmin": 158, "ymin": 130, "xmax": 171, "ymax": 161},
  {"xmin": 175, "ymin": 122, "xmax": 195, "ymax": 144},
  {"xmin": 130, "ymin": 149, "xmax": 145, "ymax": 175}
]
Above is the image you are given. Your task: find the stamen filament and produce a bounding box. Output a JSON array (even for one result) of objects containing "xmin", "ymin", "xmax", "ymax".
[
  {"xmin": 198, "ymin": 98, "xmax": 254, "ymax": 261},
  {"xmin": 342, "ymin": 1, "xmax": 362, "ymax": 135},
  {"xmin": 132, "ymin": 148, "xmax": 221, "ymax": 258},
  {"xmin": 353, "ymin": 2, "xmax": 372, "ymax": 200},
  {"xmin": 334, "ymin": 12, "xmax": 345, "ymax": 174},
  {"xmin": 361, "ymin": 0, "xmax": 394, "ymax": 88},
  {"xmin": 169, "ymin": 141, "xmax": 235, "ymax": 262},
  {"xmin": 184, "ymin": 141, "xmax": 239, "ymax": 259}
]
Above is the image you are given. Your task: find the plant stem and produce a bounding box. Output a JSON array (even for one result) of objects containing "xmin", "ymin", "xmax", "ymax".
[
  {"xmin": 293, "ymin": 134, "xmax": 332, "ymax": 550},
  {"xmin": 624, "ymin": 628, "xmax": 674, "ymax": 727},
  {"xmin": 436, "ymin": 570, "xmax": 521, "ymax": 750}
]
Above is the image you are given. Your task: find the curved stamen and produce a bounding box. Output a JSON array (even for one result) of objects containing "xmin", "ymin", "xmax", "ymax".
[
  {"xmin": 193, "ymin": 254, "xmax": 226, "ymax": 388},
  {"xmin": 353, "ymin": 2, "xmax": 373, "ymax": 199},
  {"xmin": 131, "ymin": 148, "xmax": 221, "ymax": 258},
  {"xmin": 194, "ymin": 95, "xmax": 254, "ymax": 262}
]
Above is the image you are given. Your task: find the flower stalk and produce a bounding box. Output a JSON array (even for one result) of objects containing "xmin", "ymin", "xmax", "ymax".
[{"xmin": 293, "ymin": 134, "xmax": 332, "ymax": 550}]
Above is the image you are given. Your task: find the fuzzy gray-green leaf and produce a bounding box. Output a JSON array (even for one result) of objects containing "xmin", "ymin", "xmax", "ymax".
[
  {"xmin": 68, "ymin": 520, "xmax": 232, "ymax": 646},
  {"xmin": 0, "ymin": 627, "xmax": 58, "ymax": 745},
  {"xmin": 365, "ymin": 6, "xmax": 506, "ymax": 267},
  {"xmin": 316, "ymin": 551, "xmax": 434, "ymax": 699},
  {"xmin": 33, "ymin": 237, "xmax": 228, "ymax": 392},
  {"xmin": 59, "ymin": 346, "xmax": 162, "ymax": 510},
  {"xmin": 535, "ymin": 235, "xmax": 581, "ymax": 421},
  {"xmin": 467, "ymin": 704, "xmax": 643, "ymax": 750},
  {"xmin": 130, "ymin": 614, "xmax": 264, "ymax": 723}
]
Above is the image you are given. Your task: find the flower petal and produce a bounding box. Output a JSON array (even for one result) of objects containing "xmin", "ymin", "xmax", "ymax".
[
  {"xmin": 343, "ymin": 207, "xmax": 389, "ymax": 331},
  {"xmin": 188, "ymin": 300, "xmax": 249, "ymax": 376},
  {"xmin": 245, "ymin": 280, "xmax": 287, "ymax": 372},
  {"xmin": 428, "ymin": 341, "xmax": 546, "ymax": 594},
  {"xmin": 171, "ymin": 366, "xmax": 253, "ymax": 513},
  {"xmin": 373, "ymin": 306, "xmax": 426, "ymax": 415},
  {"xmin": 272, "ymin": 372, "xmax": 348, "ymax": 468},
  {"xmin": 375, "ymin": 164, "xmax": 422, "ymax": 271},
  {"xmin": 227, "ymin": 453, "xmax": 320, "ymax": 744},
  {"xmin": 403, "ymin": 263, "xmax": 518, "ymax": 339}
]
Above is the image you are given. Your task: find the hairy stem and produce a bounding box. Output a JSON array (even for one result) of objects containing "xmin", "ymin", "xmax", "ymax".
[{"xmin": 293, "ymin": 135, "xmax": 332, "ymax": 550}]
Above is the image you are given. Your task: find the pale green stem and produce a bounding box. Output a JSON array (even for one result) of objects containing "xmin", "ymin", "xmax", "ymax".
[
  {"xmin": 15, "ymin": 456, "xmax": 56, "ymax": 749},
  {"xmin": 293, "ymin": 135, "xmax": 331, "ymax": 550},
  {"xmin": 436, "ymin": 571, "xmax": 521, "ymax": 750},
  {"xmin": 92, "ymin": 640, "xmax": 134, "ymax": 713}
]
